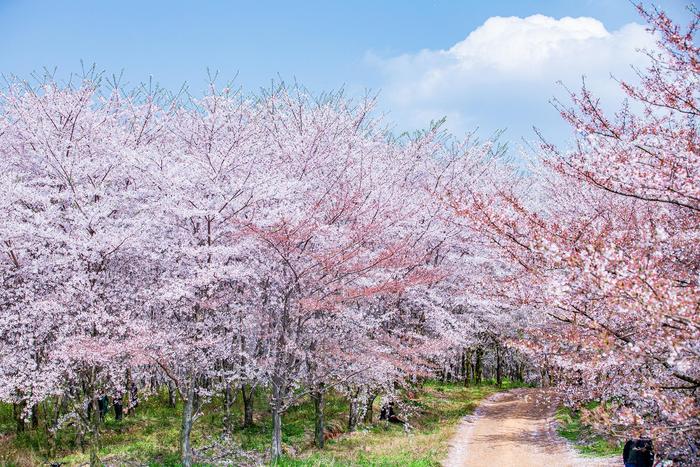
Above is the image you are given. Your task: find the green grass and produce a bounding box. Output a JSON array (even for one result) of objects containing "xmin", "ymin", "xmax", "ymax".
[
  {"xmin": 0, "ymin": 392, "xmax": 187, "ymax": 466},
  {"xmin": 555, "ymin": 405, "xmax": 622, "ymax": 458},
  {"xmin": 0, "ymin": 380, "xmax": 514, "ymax": 466},
  {"xmin": 280, "ymin": 383, "xmax": 499, "ymax": 466}
]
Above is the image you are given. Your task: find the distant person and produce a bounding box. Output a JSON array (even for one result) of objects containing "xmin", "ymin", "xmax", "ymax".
[
  {"xmin": 113, "ymin": 394, "xmax": 124, "ymax": 421},
  {"xmin": 98, "ymin": 395, "xmax": 109, "ymax": 420},
  {"xmin": 623, "ymin": 438, "xmax": 654, "ymax": 467}
]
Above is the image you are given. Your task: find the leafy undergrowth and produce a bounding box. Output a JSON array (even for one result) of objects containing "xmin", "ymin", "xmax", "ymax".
[
  {"xmin": 0, "ymin": 380, "xmax": 514, "ymax": 466},
  {"xmin": 555, "ymin": 405, "xmax": 622, "ymax": 458}
]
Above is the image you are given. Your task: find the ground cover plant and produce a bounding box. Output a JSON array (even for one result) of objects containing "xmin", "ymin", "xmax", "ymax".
[{"xmin": 0, "ymin": 380, "xmax": 509, "ymax": 466}]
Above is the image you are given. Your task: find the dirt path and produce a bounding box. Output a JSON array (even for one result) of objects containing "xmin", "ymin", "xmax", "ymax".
[{"xmin": 443, "ymin": 388, "xmax": 619, "ymax": 467}]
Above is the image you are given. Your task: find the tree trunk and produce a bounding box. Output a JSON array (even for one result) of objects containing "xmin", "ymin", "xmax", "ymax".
[
  {"xmin": 223, "ymin": 383, "xmax": 233, "ymax": 433},
  {"xmin": 475, "ymin": 347, "xmax": 483, "ymax": 384},
  {"xmin": 129, "ymin": 380, "xmax": 139, "ymax": 412},
  {"xmin": 463, "ymin": 349, "xmax": 472, "ymax": 386},
  {"xmin": 181, "ymin": 385, "xmax": 195, "ymax": 467},
  {"xmin": 364, "ymin": 393, "xmax": 376, "ymax": 423},
  {"xmin": 89, "ymin": 394, "xmax": 100, "ymax": 467},
  {"xmin": 44, "ymin": 398, "xmax": 59, "ymax": 458},
  {"xmin": 30, "ymin": 404, "xmax": 39, "ymax": 429},
  {"xmin": 125, "ymin": 368, "xmax": 133, "ymax": 415},
  {"xmin": 13, "ymin": 401, "xmax": 26, "ymax": 433},
  {"xmin": 55, "ymin": 395, "xmax": 67, "ymax": 427},
  {"xmin": 312, "ymin": 387, "xmax": 325, "ymax": 448},
  {"xmin": 517, "ymin": 361, "xmax": 525, "ymax": 383},
  {"xmin": 496, "ymin": 344, "xmax": 503, "ymax": 387},
  {"xmin": 241, "ymin": 384, "xmax": 255, "ymax": 428},
  {"xmin": 167, "ymin": 381, "xmax": 177, "ymax": 408},
  {"xmin": 348, "ymin": 395, "xmax": 360, "ymax": 432},
  {"xmin": 271, "ymin": 405, "xmax": 283, "ymax": 460},
  {"xmin": 270, "ymin": 378, "xmax": 284, "ymax": 461}
]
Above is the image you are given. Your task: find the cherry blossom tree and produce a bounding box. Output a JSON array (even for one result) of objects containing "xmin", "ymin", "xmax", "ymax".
[
  {"xmin": 235, "ymin": 88, "xmax": 444, "ymax": 458},
  {"xmin": 454, "ymin": 5, "xmax": 699, "ymax": 462},
  {"xmin": 0, "ymin": 74, "xmax": 156, "ymax": 465},
  {"xmin": 127, "ymin": 83, "xmax": 266, "ymax": 466}
]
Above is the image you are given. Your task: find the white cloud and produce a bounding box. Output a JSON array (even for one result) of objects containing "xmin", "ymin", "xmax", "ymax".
[{"xmin": 370, "ymin": 15, "xmax": 657, "ymax": 145}]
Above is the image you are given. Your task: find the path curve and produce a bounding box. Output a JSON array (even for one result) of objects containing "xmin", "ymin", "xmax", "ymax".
[{"xmin": 443, "ymin": 388, "xmax": 618, "ymax": 467}]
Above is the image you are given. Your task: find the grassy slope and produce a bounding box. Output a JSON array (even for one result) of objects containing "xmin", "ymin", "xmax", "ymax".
[
  {"xmin": 555, "ymin": 406, "xmax": 622, "ymax": 458},
  {"xmin": 0, "ymin": 381, "xmax": 506, "ymax": 466}
]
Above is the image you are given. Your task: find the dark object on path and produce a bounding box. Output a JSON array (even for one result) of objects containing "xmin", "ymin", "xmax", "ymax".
[{"xmin": 623, "ymin": 438, "xmax": 654, "ymax": 467}]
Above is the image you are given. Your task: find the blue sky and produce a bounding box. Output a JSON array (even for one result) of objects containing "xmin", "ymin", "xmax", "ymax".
[{"xmin": 0, "ymin": 0, "xmax": 693, "ymax": 148}]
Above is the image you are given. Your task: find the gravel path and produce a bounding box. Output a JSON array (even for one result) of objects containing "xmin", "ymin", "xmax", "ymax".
[{"xmin": 443, "ymin": 388, "xmax": 619, "ymax": 467}]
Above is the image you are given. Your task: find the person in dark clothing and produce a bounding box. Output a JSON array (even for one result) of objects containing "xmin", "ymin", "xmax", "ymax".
[
  {"xmin": 98, "ymin": 395, "xmax": 109, "ymax": 420},
  {"xmin": 379, "ymin": 401, "xmax": 395, "ymax": 421},
  {"xmin": 113, "ymin": 396, "xmax": 124, "ymax": 421},
  {"xmin": 379, "ymin": 401, "xmax": 405, "ymax": 424},
  {"xmin": 623, "ymin": 438, "xmax": 654, "ymax": 467}
]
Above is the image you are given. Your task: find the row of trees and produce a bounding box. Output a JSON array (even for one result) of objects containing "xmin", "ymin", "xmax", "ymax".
[
  {"xmin": 451, "ymin": 6, "xmax": 699, "ymax": 462},
  {"xmin": 0, "ymin": 4, "xmax": 696, "ymax": 465},
  {"xmin": 0, "ymin": 72, "xmax": 517, "ymax": 464}
]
